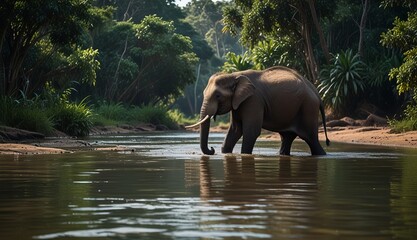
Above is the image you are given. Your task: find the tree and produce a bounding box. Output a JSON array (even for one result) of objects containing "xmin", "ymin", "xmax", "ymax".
[
  {"xmin": 0, "ymin": 0, "xmax": 98, "ymax": 97},
  {"xmin": 111, "ymin": 0, "xmax": 181, "ymax": 22},
  {"xmin": 94, "ymin": 16, "xmax": 198, "ymax": 105},
  {"xmin": 223, "ymin": 0, "xmax": 334, "ymax": 82},
  {"xmin": 184, "ymin": 0, "xmax": 241, "ymax": 58},
  {"xmin": 381, "ymin": 0, "xmax": 417, "ymax": 96}
]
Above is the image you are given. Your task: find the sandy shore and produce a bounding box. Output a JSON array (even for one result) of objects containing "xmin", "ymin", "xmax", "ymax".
[
  {"xmin": 0, "ymin": 143, "xmax": 71, "ymax": 155},
  {"xmin": 1, "ymin": 126, "xmax": 417, "ymax": 155},
  {"xmin": 261, "ymin": 126, "xmax": 417, "ymax": 149},
  {"xmin": 320, "ymin": 126, "xmax": 417, "ymax": 148}
]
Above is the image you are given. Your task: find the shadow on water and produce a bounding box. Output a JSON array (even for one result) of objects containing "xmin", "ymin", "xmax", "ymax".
[{"xmin": 1, "ymin": 132, "xmax": 417, "ymax": 239}]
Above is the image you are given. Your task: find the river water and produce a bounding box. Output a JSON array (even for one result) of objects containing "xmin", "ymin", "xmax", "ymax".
[{"xmin": 1, "ymin": 132, "xmax": 417, "ymax": 239}]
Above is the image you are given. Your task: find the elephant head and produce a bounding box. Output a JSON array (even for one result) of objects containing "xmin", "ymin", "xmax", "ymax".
[{"xmin": 186, "ymin": 73, "xmax": 255, "ymax": 155}]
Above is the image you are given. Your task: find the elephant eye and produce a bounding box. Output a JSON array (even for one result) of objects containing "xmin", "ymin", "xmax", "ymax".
[{"xmin": 215, "ymin": 92, "xmax": 221, "ymax": 100}]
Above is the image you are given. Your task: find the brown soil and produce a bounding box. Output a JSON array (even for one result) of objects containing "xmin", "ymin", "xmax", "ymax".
[
  {"xmin": 0, "ymin": 125, "xmax": 153, "ymax": 155},
  {"xmin": 0, "ymin": 143, "xmax": 70, "ymax": 155},
  {"xmin": 321, "ymin": 126, "xmax": 417, "ymax": 148}
]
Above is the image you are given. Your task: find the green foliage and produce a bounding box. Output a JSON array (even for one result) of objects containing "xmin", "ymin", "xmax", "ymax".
[
  {"xmin": 251, "ymin": 37, "xmax": 303, "ymax": 70},
  {"xmin": 251, "ymin": 39, "xmax": 289, "ymax": 69},
  {"xmin": 129, "ymin": 105, "xmax": 178, "ymax": 129},
  {"xmin": 167, "ymin": 109, "xmax": 198, "ymax": 126},
  {"xmin": 367, "ymin": 50, "xmax": 401, "ymax": 88},
  {"xmin": 0, "ymin": 87, "xmax": 96, "ymax": 137},
  {"xmin": 222, "ymin": 52, "xmax": 253, "ymax": 72},
  {"xmin": 183, "ymin": 0, "xmax": 240, "ymax": 58},
  {"xmin": 381, "ymin": 12, "xmax": 417, "ymax": 95},
  {"xmin": 0, "ymin": 96, "xmax": 54, "ymax": 135},
  {"xmin": 92, "ymin": 102, "xmax": 183, "ymax": 130},
  {"xmin": 318, "ymin": 49, "xmax": 367, "ymax": 116},
  {"xmin": 94, "ymin": 16, "xmax": 198, "ymax": 105},
  {"xmin": 0, "ymin": 0, "xmax": 97, "ymax": 97},
  {"xmin": 94, "ymin": 102, "xmax": 127, "ymax": 122},
  {"xmin": 221, "ymin": 36, "xmax": 303, "ymax": 73},
  {"xmin": 389, "ymin": 104, "xmax": 417, "ymax": 132},
  {"xmin": 222, "ymin": 0, "xmax": 334, "ymax": 78},
  {"xmin": 49, "ymin": 98, "xmax": 93, "ymax": 137},
  {"xmin": 67, "ymin": 47, "xmax": 100, "ymax": 86},
  {"xmin": 222, "ymin": 4, "xmax": 243, "ymax": 36},
  {"xmin": 381, "ymin": 0, "xmax": 417, "ymax": 9}
]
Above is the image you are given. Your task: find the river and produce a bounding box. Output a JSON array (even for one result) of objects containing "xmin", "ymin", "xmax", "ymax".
[{"xmin": 0, "ymin": 132, "xmax": 417, "ymax": 239}]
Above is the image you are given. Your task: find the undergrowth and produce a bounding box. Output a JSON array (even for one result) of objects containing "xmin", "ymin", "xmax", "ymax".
[
  {"xmin": 389, "ymin": 104, "xmax": 417, "ymax": 132},
  {"xmin": 1, "ymin": 95, "xmax": 196, "ymax": 137}
]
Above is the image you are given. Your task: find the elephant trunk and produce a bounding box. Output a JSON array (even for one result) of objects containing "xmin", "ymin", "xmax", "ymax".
[
  {"xmin": 200, "ymin": 117, "xmax": 215, "ymax": 155},
  {"xmin": 200, "ymin": 104, "xmax": 215, "ymax": 155}
]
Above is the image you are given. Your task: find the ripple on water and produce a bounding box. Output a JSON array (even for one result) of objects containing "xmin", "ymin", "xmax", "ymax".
[{"xmin": 34, "ymin": 227, "xmax": 166, "ymax": 239}]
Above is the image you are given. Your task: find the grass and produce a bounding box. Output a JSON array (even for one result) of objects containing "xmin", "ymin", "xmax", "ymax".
[
  {"xmin": 0, "ymin": 96, "xmax": 92, "ymax": 137},
  {"xmin": 49, "ymin": 99, "xmax": 93, "ymax": 137},
  {"xmin": 1, "ymin": 96, "xmax": 196, "ymax": 137},
  {"xmin": 93, "ymin": 102, "xmax": 194, "ymax": 130},
  {"xmin": 389, "ymin": 105, "xmax": 417, "ymax": 133},
  {"xmin": 0, "ymin": 96, "xmax": 54, "ymax": 135},
  {"xmin": 93, "ymin": 102, "xmax": 127, "ymax": 121}
]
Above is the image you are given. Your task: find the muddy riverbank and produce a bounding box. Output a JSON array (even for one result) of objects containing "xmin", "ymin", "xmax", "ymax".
[{"xmin": 1, "ymin": 122, "xmax": 417, "ymax": 155}]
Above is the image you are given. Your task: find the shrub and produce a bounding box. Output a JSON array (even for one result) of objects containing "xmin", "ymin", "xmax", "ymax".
[
  {"xmin": 94, "ymin": 102, "xmax": 127, "ymax": 121},
  {"xmin": 167, "ymin": 109, "xmax": 198, "ymax": 126},
  {"xmin": 129, "ymin": 105, "xmax": 178, "ymax": 129},
  {"xmin": 0, "ymin": 96, "xmax": 53, "ymax": 135},
  {"xmin": 389, "ymin": 102, "xmax": 417, "ymax": 132},
  {"xmin": 318, "ymin": 49, "xmax": 367, "ymax": 116},
  {"xmin": 50, "ymin": 99, "xmax": 93, "ymax": 137},
  {"xmin": 222, "ymin": 52, "xmax": 254, "ymax": 73}
]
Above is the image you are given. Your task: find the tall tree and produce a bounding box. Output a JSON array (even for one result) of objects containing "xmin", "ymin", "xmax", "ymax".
[
  {"xmin": 0, "ymin": 0, "xmax": 96, "ymax": 96},
  {"xmin": 223, "ymin": 0, "xmax": 334, "ymax": 82},
  {"xmin": 184, "ymin": 0, "xmax": 240, "ymax": 58}
]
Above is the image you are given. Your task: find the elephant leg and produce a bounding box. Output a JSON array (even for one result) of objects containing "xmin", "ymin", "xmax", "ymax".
[
  {"xmin": 222, "ymin": 122, "xmax": 242, "ymax": 153},
  {"xmin": 241, "ymin": 120, "xmax": 262, "ymax": 154},
  {"xmin": 238, "ymin": 98, "xmax": 264, "ymax": 154},
  {"xmin": 307, "ymin": 138, "xmax": 326, "ymax": 155},
  {"xmin": 279, "ymin": 132, "xmax": 297, "ymax": 155},
  {"xmin": 297, "ymin": 104, "xmax": 326, "ymax": 156},
  {"xmin": 298, "ymin": 129, "xmax": 326, "ymax": 156}
]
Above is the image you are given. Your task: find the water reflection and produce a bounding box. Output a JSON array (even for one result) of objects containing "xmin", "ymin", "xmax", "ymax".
[
  {"xmin": 196, "ymin": 155, "xmax": 320, "ymax": 239},
  {"xmin": 192, "ymin": 153, "xmax": 417, "ymax": 239}
]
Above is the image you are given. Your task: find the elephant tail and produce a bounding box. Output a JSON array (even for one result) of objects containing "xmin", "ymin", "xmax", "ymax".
[{"xmin": 320, "ymin": 102, "xmax": 330, "ymax": 146}]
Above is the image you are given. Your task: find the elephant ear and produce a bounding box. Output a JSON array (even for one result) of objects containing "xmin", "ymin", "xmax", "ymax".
[{"xmin": 232, "ymin": 75, "xmax": 255, "ymax": 110}]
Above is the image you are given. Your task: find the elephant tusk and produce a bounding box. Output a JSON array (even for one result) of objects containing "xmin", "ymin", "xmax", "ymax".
[{"xmin": 185, "ymin": 115, "xmax": 211, "ymax": 129}]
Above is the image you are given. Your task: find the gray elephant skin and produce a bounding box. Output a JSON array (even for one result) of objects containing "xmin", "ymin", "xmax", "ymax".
[{"xmin": 191, "ymin": 66, "xmax": 330, "ymax": 156}]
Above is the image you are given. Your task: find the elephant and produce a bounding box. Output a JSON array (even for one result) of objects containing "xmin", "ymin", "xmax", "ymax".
[{"xmin": 186, "ymin": 66, "xmax": 330, "ymax": 156}]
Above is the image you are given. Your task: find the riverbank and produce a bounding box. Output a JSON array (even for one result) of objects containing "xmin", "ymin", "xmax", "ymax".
[
  {"xmin": 321, "ymin": 126, "xmax": 417, "ymax": 148},
  {"xmin": 261, "ymin": 126, "xmax": 417, "ymax": 148},
  {"xmin": 1, "ymin": 124, "xmax": 417, "ymax": 155}
]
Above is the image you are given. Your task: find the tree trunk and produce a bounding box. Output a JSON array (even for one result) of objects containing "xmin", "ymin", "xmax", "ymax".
[
  {"xmin": 358, "ymin": 0, "xmax": 370, "ymax": 58},
  {"xmin": 307, "ymin": 0, "xmax": 331, "ymax": 63},
  {"xmin": 299, "ymin": 4, "xmax": 318, "ymax": 82},
  {"xmin": 107, "ymin": 34, "xmax": 129, "ymax": 101}
]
